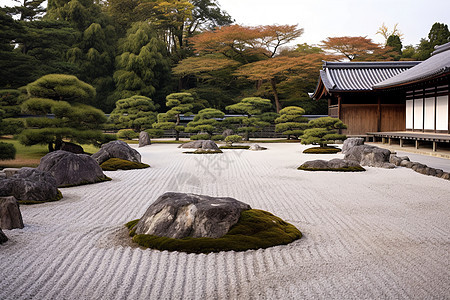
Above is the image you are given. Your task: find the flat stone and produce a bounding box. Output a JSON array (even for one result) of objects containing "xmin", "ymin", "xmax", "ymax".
[
  {"xmin": 300, "ymin": 159, "xmax": 364, "ymax": 170},
  {"xmin": 249, "ymin": 144, "xmax": 266, "ymax": 151},
  {"xmin": 0, "ymin": 196, "xmax": 24, "ymax": 230},
  {"xmin": 139, "ymin": 131, "xmax": 151, "ymax": 147},
  {"xmin": 134, "ymin": 192, "xmax": 251, "ymax": 239},
  {"xmin": 37, "ymin": 151, "xmax": 108, "ymax": 187},
  {"xmin": 92, "ymin": 140, "xmax": 141, "ymax": 165}
]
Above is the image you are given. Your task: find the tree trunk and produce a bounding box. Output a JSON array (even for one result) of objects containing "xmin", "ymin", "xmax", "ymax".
[
  {"xmin": 175, "ymin": 130, "xmax": 180, "ymax": 141},
  {"xmin": 270, "ymin": 78, "xmax": 281, "ymax": 113},
  {"xmin": 48, "ymin": 142, "xmax": 54, "ymax": 152}
]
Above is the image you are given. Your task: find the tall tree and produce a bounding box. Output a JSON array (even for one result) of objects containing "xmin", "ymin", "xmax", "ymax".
[
  {"xmin": 185, "ymin": 107, "xmax": 224, "ymax": 138},
  {"xmin": 109, "ymin": 95, "xmax": 158, "ymax": 131},
  {"xmin": 112, "ymin": 22, "xmax": 171, "ymax": 108},
  {"xmin": 275, "ymin": 106, "xmax": 308, "ymax": 140},
  {"xmin": 415, "ymin": 22, "xmax": 450, "ymax": 60},
  {"xmin": 376, "ymin": 23, "xmax": 403, "ymax": 44}
]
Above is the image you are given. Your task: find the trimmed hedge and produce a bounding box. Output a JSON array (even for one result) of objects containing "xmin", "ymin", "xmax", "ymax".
[
  {"xmin": 100, "ymin": 158, "xmax": 150, "ymax": 171},
  {"xmin": 126, "ymin": 209, "xmax": 302, "ymax": 253},
  {"xmin": 0, "ymin": 142, "xmax": 16, "ymax": 160},
  {"xmin": 303, "ymin": 147, "xmax": 341, "ymax": 154}
]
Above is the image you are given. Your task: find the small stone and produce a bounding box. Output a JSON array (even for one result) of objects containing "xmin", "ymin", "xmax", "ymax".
[
  {"xmin": 249, "ymin": 144, "xmax": 266, "ymax": 151},
  {"xmin": 0, "ymin": 196, "xmax": 24, "ymax": 230},
  {"xmin": 440, "ymin": 172, "xmax": 450, "ymax": 180},
  {"xmin": 139, "ymin": 131, "xmax": 151, "ymax": 147},
  {"xmin": 222, "ymin": 129, "xmax": 234, "ymax": 137}
]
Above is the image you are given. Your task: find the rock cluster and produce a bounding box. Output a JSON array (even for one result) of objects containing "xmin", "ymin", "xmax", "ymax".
[
  {"xmin": 0, "ymin": 167, "xmax": 60, "ymax": 202},
  {"xmin": 139, "ymin": 131, "xmax": 151, "ymax": 147},
  {"xmin": 249, "ymin": 144, "xmax": 266, "ymax": 151},
  {"xmin": 179, "ymin": 140, "xmax": 221, "ymax": 152},
  {"xmin": 92, "ymin": 140, "xmax": 142, "ymax": 165},
  {"xmin": 390, "ymin": 154, "xmax": 450, "ymax": 180},
  {"xmin": 344, "ymin": 144, "xmax": 395, "ymax": 168},
  {"xmin": 37, "ymin": 151, "xmax": 108, "ymax": 187},
  {"xmin": 299, "ymin": 159, "xmax": 364, "ymax": 171},
  {"xmin": 0, "ymin": 196, "xmax": 24, "ymax": 229},
  {"xmin": 134, "ymin": 192, "xmax": 251, "ymax": 239}
]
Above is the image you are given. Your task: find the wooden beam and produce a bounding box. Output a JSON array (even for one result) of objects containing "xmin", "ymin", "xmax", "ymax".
[{"xmin": 377, "ymin": 96, "xmax": 381, "ymax": 132}]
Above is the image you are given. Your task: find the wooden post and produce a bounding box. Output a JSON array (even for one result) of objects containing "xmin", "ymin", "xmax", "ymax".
[
  {"xmin": 388, "ymin": 138, "xmax": 392, "ymax": 145},
  {"xmin": 400, "ymin": 139, "xmax": 404, "ymax": 147},
  {"xmin": 415, "ymin": 140, "xmax": 419, "ymax": 149},
  {"xmin": 433, "ymin": 141, "xmax": 437, "ymax": 152},
  {"xmin": 382, "ymin": 137, "xmax": 386, "ymax": 144},
  {"xmin": 377, "ymin": 96, "xmax": 381, "ymax": 132}
]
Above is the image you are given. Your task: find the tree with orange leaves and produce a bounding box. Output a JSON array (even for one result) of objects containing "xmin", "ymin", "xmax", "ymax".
[
  {"xmin": 190, "ymin": 24, "xmax": 304, "ymax": 63},
  {"xmin": 320, "ymin": 36, "xmax": 383, "ymax": 61},
  {"xmin": 234, "ymin": 53, "xmax": 330, "ymax": 112}
]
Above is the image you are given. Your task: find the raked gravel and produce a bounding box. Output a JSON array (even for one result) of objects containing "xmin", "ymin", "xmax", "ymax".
[{"xmin": 1, "ymin": 143, "xmax": 449, "ymax": 299}]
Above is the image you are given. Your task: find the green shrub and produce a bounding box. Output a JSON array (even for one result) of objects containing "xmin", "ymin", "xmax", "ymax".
[
  {"xmin": 100, "ymin": 158, "xmax": 150, "ymax": 171},
  {"xmin": 145, "ymin": 128, "xmax": 164, "ymax": 138},
  {"xmin": 190, "ymin": 133, "xmax": 210, "ymax": 140},
  {"xmin": 211, "ymin": 135, "xmax": 224, "ymax": 141},
  {"xmin": 303, "ymin": 147, "xmax": 341, "ymax": 154},
  {"xmin": 0, "ymin": 142, "xmax": 16, "ymax": 160},
  {"xmin": 224, "ymin": 134, "xmax": 242, "ymax": 146},
  {"xmin": 219, "ymin": 145, "xmax": 250, "ymax": 150},
  {"xmin": 117, "ymin": 129, "xmax": 138, "ymax": 140},
  {"xmin": 127, "ymin": 209, "xmax": 302, "ymax": 253}
]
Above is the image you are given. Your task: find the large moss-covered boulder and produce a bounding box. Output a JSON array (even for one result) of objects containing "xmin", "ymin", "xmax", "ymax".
[
  {"xmin": 0, "ymin": 168, "xmax": 61, "ymax": 203},
  {"xmin": 127, "ymin": 192, "xmax": 302, "ymax": 253},
  {"xmin": 299, "ymin": 159, "xmax": 365, "ymax": 172},
  {"xmin": 0, "ymin": 196, "xmax": 24, "ymax": 229},
  {"xmin": 37, "ymin": 151, "xmax": 109, "ymax": 187},
  {"xmin": 179, "ymin": 140, "xmax": 220, "ymax": 151},
  {"xmin": 100, "ymin": 158, "xmax": 149, "ymax": 171},
  {"xmin": 134, "ymin": 192, "xmax": 251, "ymax": 239},
  {"xmin": 92, "ymin": 140, "xmax": 141, "ymax": 165}
]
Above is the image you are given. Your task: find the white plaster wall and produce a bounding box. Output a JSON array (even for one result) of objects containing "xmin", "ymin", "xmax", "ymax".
[
  {"xmin": 413, "ymin": 98, "xmax": 423, "ymax": 130},
  {"xmin": 424, "ymin": 97, "xmax": 435, "ymax": 130},
  {"xmin": 406, "ymin": 100, "xmax": 413, "ymax": 129},
  {"xmin": 436, "ymin": 95, "xmax": 449, "ymax": 131}
]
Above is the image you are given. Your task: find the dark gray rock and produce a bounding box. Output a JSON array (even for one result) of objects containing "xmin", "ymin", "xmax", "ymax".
[
  {"xmin": 0, "ymin": 168, "xmax": 60, "ymax": 202},
  {"xmin": 249, "ymin": 144, "xmax": 266, "ymax": 151},
  {"xmin": 222, "ymin": 129, "xmax": 234, "ymax": 137},
  {"xmin": 61, "ymin": 142, "xmax": 84, "ymax": 154},
  {"xmin": 37, "ymin": 151, "xmax": 108, "ymax": 187},
  {"xmin": 341, "ymin": 138, "xmax": 365, "ymax": 154},
  {"xmin": 0, "ymin": 172, "xmax": 6, "ymax": 179},
  {"xmin": 134, "ymin": 192, "xmax": 252, "ymax": 239},
  {"xmin": 92, "ymin": 140, "xmax": 141, "ymax": 165},
  {"xmin": 139, "ymin": 131, "xmax": 151, "ymax": 147},
  {"xmin": 344, "ymin": 145, "xmax": 394, "ymax": 168},
  {"xmin": 0, "ymin": 196, "xmax": 24, "ymax": 230},
  {"xmin": 300, "ymin": 158, "xmax": 364, "ymax": 170},
  {"xmin": 179, "ymin": 140, "xmax": 220, "ymax": 151},
  {"xmin": 0, "ymin": 228, "xmax": 7, "ymax": 244},
  {"xmin": 400, "ymin": 160, "xmax": 414, "ymax": 168}
]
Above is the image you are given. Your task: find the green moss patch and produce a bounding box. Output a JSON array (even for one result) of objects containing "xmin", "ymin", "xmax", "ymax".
[
  {"xmin": 58, "ymin": 176, "xmax": 112, "ymax": 188},
  {"xmin": 298, "ymin": 165, "xmax": 365, "ymax": 172},
  {"xmin": 303, "ymin": 147, "xmax": 341, "ymax": 154},
  {"xmin": 18, "ymin": 189, "xmax": 63, "ymax": 205},
  {"xmin": 183, "ymin": 150, "xmax": 223, "ymax": 154},
  {"xmin": 219, "ymin": 146, "xmax": 250, "ymax": 150},
  {"xmin": 100, "ymin": 158, "xmax": 150, "ymax": 171},
  {"xmin": 126, "ymin": 209, "xmax": 302, "ymax": 253}
]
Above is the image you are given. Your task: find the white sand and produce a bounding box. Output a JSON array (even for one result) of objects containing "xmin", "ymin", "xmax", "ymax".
[{"xmin": 1, "ymin": 143, "xmax": 449, "ymax": 299}]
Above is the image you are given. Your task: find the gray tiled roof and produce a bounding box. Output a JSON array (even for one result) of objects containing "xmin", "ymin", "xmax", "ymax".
[
  {"xmin": 374, "ymin": 42, "xmax": 450, "ymax": 89},
  {"xmin": 320, "ymin": 61, "xmax": 420, "ymax": 92}
]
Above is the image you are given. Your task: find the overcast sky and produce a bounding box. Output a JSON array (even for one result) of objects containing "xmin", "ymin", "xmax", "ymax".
[{"xmin": 218, "ymin": 0, "xmax": 450, "ymax": 47}]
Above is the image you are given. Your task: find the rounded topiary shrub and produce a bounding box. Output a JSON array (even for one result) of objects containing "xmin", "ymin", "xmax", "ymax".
[
  {"xmin": 303, "ymin": 147, "xmax": 341, "ymax": 154},
  {"xmin": 100, "ymin": 158, "xmax": 150, "ymax": 171},
  {"xmin": 117, "ymin": 129, "xmax": 138, "ymax": 140},
  {"xmin": 126, "ymin": 209, "xmax": 302, "ymax": 253},
  {"xmin": 225, "ymin": 134, "xmax": 242, "ymax": 146},
  {"xmin": 190, "ymin": 133, "xmax": 211, "ymax": 140},
  {"xmin": 0, "ymin": 142, "xmax": 16, "ymax": 160}
]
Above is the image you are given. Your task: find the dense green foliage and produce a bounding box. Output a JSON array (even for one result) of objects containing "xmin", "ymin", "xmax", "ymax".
[
  {"xmin": 127, "ymin": 209, "xmax": 302, "ymax": 253},
  {"xmin": 300, "ymin": 117, "xmax": 347, "ymax": 147},
  {"xmin": 109, "ymin": 95, "xmax": 158, "ymax": 131},
  {"xmin": 100, "ymin": 158, "xmax": 150, "ymax": 171},
  {"xmin": 185, "ymin": 108, "xmax": 224, "ymax": 138},
  {"xmin": 18, "ymin": 74, "xmax": 109, "ymax": 151},
  {"xmin": 275, "ymin": 106, "xmax": 308, "ymax": 139},
  {"xmin": 224, "ymin": 134, "xmax": 242, "ymax": 146},
  {"xmin": 0, "ymin": 142, "xmax": 16, "ymax": 160}
]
